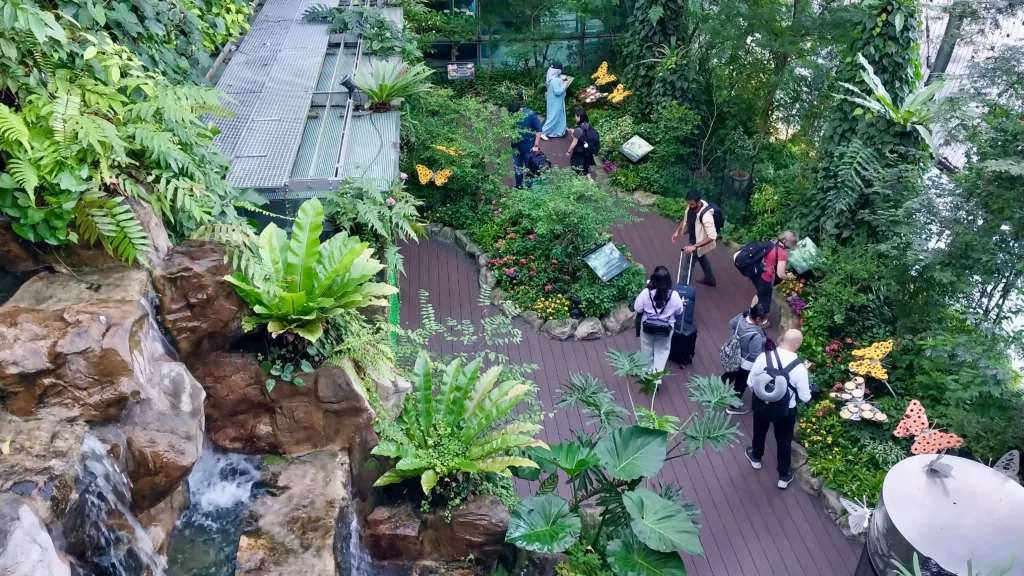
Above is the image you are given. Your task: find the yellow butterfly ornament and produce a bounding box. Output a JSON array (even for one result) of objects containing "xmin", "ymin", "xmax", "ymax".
[{"xmin": 415, "ymin": 164, "xmax": 452, "ymax": 186}]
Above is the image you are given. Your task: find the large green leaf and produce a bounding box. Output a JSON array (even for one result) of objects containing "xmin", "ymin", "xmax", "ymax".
[
  {"xmin": 594, "ymin": 425, "xmax": 667, "ymax": 480},
  {"xmin": 285, "ymin": 198, "xmax": 324, "ymax": 294},
  {"xmin": 506, "ymin": 494, "xmax": 581, "ymax": 554},
  {"xmin": 606, "ymin": 535, "xmax": 688, "ymax": 576},
  {"xmin": 623, "ymin": 488, "xmax": 703, "ymax": 555},
  {"xmin": 541, "ymin": 442, "xmax": 600, "ymax": 477}
]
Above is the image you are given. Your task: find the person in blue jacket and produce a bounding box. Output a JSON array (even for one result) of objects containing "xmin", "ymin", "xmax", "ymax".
[{"xmin": 508, "ymin": 100, "xmax": 542, "ymax": 189}]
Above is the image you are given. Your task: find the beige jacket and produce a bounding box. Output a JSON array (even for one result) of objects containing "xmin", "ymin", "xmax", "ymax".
[{"xmin": 679, "ymin": 200, "xmax": 718, "ymax": 257}]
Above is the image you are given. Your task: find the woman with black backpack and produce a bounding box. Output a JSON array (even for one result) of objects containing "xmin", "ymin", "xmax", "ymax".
[
  {"xmin": 567, "ymin": 108, "xmax": 598, "ymax": 180},
  {"xmin": 634, "ymin": 266, "xmax": 684, "ymax": 385}
]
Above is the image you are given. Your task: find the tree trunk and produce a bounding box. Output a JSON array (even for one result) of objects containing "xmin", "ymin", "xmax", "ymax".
[{"xmin": 757, "ymin": 53, "xmax": 791, "ymax": 134}]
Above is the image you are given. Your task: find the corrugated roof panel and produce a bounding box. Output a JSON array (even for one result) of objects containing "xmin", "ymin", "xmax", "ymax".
[
  {"xmin": 312, "ymin": 107, "xmax": 346, "ymax": 178},
  {"xmin": 211, "ymin": 92, "xmax": 261, "ymax": 158},
  {"xmin": 341, "ymin": 111, "xmax": 399, "ymax": 190},
  {"xmin": 290, "ymin": 112, "xmax": 324, "ymax": 179},
  {"xmin": 237, "ymin": 21, "xmax": 291, "ymax": 54},
  {"xmin": 216, "ymin": 53, "xmax": 277, "ymax": 94}
]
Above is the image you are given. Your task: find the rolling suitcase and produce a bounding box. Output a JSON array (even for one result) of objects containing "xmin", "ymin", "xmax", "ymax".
[{"xmin": 669, "ymin": 251, "xmax": 698, "ymax": 367}]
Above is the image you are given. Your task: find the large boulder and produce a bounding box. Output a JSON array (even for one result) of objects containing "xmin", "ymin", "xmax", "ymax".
[
  {"xmin": 541, "ymin": 318, "xmax": 579, "ymax": 341},
  {"xmin": 194, "ymin": 353, "xmax": 376, "ymax": 458},
  {"xmin": 0, "ymin": 493, "xmax": 71, "ymax": 576},
  {"xmin": 0, "ymin": 268, "xmax": 165, "ymax": 421},
  {"xmin": 364, "ymin": 496, "xmax": 510, "ymax": 568},
  {"xmin": 235, "ymin": 450, "xmax": 351, "ymax": 575},
  {"xmin": 138, "ymin": 483, "xmax": 189, "ymax": 556},
  {"xmin": 121, "ymin": 361, "xmax": 206, "ymax": 511},
  {"xmin": 0, "ymin": 414, "xmax": 87, "ymax": 524},
  {"xmin": 152, "ymin": 241, "xmax": 246, "ymax": 365},
  {"xmin": 574, "ymin": 317, "xmax": 604, "ymax": 340},
  {"xmin": 601, "ymin": 301, "xmax": 635, "ymax": 335}
]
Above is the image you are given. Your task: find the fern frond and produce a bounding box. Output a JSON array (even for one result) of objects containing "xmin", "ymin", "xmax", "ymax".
[
  {"xmin": 827, "ymin": 139, "xmax": 883, "ymax": 219},
  {"xmin": 74, "ymin": 192, "xmax": 153, "ymax": 266},
  {"xmin": 7, "ymin": 157, "xmax": 40, "ymax": 200},
  {"xmin": 0, "ymin": 104, "xmax": 31, "ymax": 151}
]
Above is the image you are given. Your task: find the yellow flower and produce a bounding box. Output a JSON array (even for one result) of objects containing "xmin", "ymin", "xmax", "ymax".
[
  {"xmin": 416, "ymin": 164, "xmax": 433, "ymax": 185},
  {"xmin": 591, "ymin": 61, "xmax": 608, "ymax": 79},
  {"xmin": 433, "ymin": 168, "xmax": 452, "ymax": 186}
]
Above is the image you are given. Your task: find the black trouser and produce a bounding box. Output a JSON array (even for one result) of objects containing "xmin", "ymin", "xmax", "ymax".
[
  {"xmin": 721, "ymin": 367, "xmax": 750, "ymax": 402},
  {"xmin": 751, "ymin": 275, "xmax": 774, "ymax": 312},
  {"xmin": 751, "ymin": 405, "xmax": 798, "ymax": 476},
  {"xmin": 685, "ymin": 253, "xmax": 717, "ymax": 286}
]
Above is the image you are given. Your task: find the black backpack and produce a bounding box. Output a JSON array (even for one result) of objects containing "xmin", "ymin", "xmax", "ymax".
[
  {"xmin": 527, "ymin": 150, "xmax": 551, "ymax": 176},
  {"xmin": 580, "ymin": 126, "xmax": 601, "ymax": 154},
  {"xmin": 734, "ymin": 241, "xmax": 777, "ymax": 279},
  {"xmin": 699, "ymin": 201, "xmax": 725, "ymax": 234}
]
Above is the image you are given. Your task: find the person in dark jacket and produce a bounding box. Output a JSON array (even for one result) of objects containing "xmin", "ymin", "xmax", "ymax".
[
  {"xmin": 566, "ymin": 108, "xmax": 596, "ymax": 179},
  {"xmin": 509, "ymin": 100, "xmax": 542, "ymax": 189},
  {"xmin": 723, "ymin": 303, "xmax": 768, "ymax": 415}
]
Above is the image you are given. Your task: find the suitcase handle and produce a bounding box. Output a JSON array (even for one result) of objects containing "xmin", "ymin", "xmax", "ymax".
[{"xmin": 677, "ymin": 249, "xmax": 695, "ymax": 285}]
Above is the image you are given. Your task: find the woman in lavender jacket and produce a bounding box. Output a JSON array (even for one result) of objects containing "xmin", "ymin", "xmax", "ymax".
[{"xmin": 634, "ymin": 266, "xmax": 684, "ymax": 383}]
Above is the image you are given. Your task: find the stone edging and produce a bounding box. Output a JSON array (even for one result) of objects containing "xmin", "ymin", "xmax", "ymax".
[{"xmin": 423, "ymin": 224, "xmax": 636, "ymax": 341}]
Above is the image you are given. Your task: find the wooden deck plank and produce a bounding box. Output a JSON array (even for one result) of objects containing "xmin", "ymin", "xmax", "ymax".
[{"xmin": 399, "ymin": 189, "xmax": 859, "ymax": 575}]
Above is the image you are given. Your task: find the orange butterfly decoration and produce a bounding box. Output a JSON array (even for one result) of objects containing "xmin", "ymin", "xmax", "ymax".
[{"xmin": 893, "ymin": 399, "xmax": 964, "ymax": 455}]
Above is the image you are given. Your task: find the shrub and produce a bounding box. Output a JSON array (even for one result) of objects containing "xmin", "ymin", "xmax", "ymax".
[
  {"xmin": 573, "ymin": 264, "xmax": 645, "ymax": 319},
  {"xmin": 354, "ymin": 60, "xmax": 433, "ymax": 111},
  {"xmin": 372, "ymin": 352, "xmax": 544, "ymax": 499},
  {"xmin": 224, "ymin": 198, "xmax": 398, "ymax": 342}
]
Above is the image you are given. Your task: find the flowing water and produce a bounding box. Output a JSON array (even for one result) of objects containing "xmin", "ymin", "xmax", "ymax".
[
  {"xmin": 65, "ymin": 434, "xmax": 167, "ymax": 576},
  {"xmin": 165, "ymin": 449, "xmax": 260, "ymax": 576}
]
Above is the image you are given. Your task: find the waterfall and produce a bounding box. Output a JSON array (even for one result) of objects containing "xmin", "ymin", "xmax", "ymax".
[
  {"xmin": 165, "ymin": 448, "xmax": 259, "ymax": 576},
  {"xmin": 65, "ymin": 434, "xmax": 166, "ymax": 576},
  {"xmin": 337, "ymin": 502, "xmax": 372, "ymax": 576}
]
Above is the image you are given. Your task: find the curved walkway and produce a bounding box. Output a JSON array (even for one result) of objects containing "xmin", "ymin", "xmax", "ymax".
[{"xmin": 399, "ymin": 213, "xmax": 860, "ymax": 576}]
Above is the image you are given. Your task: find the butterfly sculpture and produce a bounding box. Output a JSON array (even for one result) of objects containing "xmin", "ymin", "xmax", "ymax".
[
  {"xmin": 992, "ymin": 450, "xmax": 1020, "ymax": 480},
  {"xmin": 893, "ymin": 400, "xmax": 964, "ymax": 455},
  {"xmin": 415, "ymin": 165, "xmax": 452, "ymax": 186},
  {"xmin": 839, "ymin": 497, "xmax": 872, "ymax": 535}
]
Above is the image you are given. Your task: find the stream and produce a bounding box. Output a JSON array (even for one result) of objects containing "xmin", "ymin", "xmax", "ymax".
[{"xmin": 165, "ymin": 448, "xmax": 260, "ymax": 576}]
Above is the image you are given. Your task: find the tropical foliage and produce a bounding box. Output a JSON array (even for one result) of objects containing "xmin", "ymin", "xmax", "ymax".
[
  {"xmin": 0, "ymin": 0, "xmax": 256, "ymax": 265},
  {"xmin": 372, "ymin": 352, "xmax": 545, "ymax": 497},
  {"xmin": 224, "ymin": 198, "xmax": 398, "ymax": 342},
  {"xmin": 505, "ymin": 351, "xmax": 742, "ymax": 575},
  {"xmin": 354, "ymin": 60, "xmax": 433, "ymax": 112}
]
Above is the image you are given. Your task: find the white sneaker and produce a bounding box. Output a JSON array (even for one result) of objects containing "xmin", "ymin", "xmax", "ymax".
[{"xmin": 540, "ymin": 134, "xmax": 549, "ymax": 141}]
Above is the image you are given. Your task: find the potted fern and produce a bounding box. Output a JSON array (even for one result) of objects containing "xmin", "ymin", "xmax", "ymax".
[{"xmin": 354, "ymin": 60, "xmax": 434, "ymax": 112}]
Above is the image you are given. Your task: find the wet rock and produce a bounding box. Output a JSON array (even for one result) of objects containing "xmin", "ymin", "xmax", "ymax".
[
  {"xmin": 359, "ymin": 364, "xmax": 412, "ymax": 413},
  {"xmin": 464, "ymin": 242, "xmax": 483, "ymax": 258},
  {"xmin": 796, "ymin": 465, "xmax": 823, "ymax": 496},
  {"xmin": 791, "ymin": 441, "xmax": 808, "ymax": 471},
  {"xmin": 365, "ymin": 503, "xmax": 422, "ymax": 561},
  {"xmin": 476, "ymin": 253, "xmax": 490, "ymax": 268},
  {"xmin": 122, "ymin": 361, "xmax": 206, "ymax": 511},
  {"xmin": 412, "ymin": 561, "xmax": 476, "ymax": 576},
  {"xmin": 0, "ymin": 493, "xmax": 71, "ymax": 576},
  {"xmin": 454, "ymin": 230, "xmax": 473, "ymax": 251},
  {"xmin": 438, "ymin": 227, "xmax": 456, "ymax": 244},
  {"xmin": 424, "ymin": 496, "xmax": 509, "ymax": 565},
  {"xmin": 601, "ymin": 301, "xmax": 635, "ymax": 335},
  {"xmin": 138, "ymin": 482, "xmax": 189, "ymax": 555},
  {"xmin": 542, "ymin": 318, "xmax": 579, "ymax": 341},
  {"xmin": 236, "ymin": 450, "xmax": 351, "ymax": 575},
  {"xmin": 574, "ymin": 317, "xmax": 603, "ymax": 340},
  {"xmin": 0, "ymin": 268, "xmax": 164, "ymax": 421},
  {"xmin": 821, "ymin": 487, "xmax": 845, "ymax": 521},
  {"xmin": 365, "ymin": 496, "xmax": 509, "ymax": 567},
  {"xmin": 521, "ymin": 311, "xmax": 545, "ymax": 331},
  {"xmin": 479, "ymin": 267, "xmax": 496, "ymax": 290},
  {"xmin": 152, "ymin": 241, "xmax": 246, "ymax": 365},
  {"xmin": 0, "ymin": 414, "xmax": 87, "ymax": 524},
  {"xmin": 194, "ymin": 353, "xmax": 376, "ymax": 458}
]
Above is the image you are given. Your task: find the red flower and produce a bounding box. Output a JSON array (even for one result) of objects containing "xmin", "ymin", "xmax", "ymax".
[
  {"xmin": 529, "ymin": 271, "xmax": 536, "ymax": 276},
  {"xmin": 528, "ymin": 256, "xmax": 534, "ymax": 260},
  {"xmin": 845, "ymin": 338, "xmax": 853, "ymax": 344},
  {"xmin": 552, "ymin": 259, "xmax": 558, "ymax": 265},
  {"xmin": 508, "ymin": 233, "xmax": 517, "ymax": 239},
  {"xmin": 528, "ymin": 234, "xmax": 536, "ymax": 240},
  {"xmin": 832, "ymin": 383, "xmax": 842, "ymax": 391},
  {"xmin": 563, "ymin": 275, "xmax": 570, "ymax": 281},
  {"xmin": 520, "ymin": 259, "xmax": 527, "ymax": 264},
  {"xmin": 544, "ymin": 285, "xmax": 553, "ymax": 291}
]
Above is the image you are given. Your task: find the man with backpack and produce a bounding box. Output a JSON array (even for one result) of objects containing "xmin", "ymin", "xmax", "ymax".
[
  {"xmin": 732, "ymin": 230, "xmax": 798, "ymax": 313},
  {"xmin": 670, "ymin": 190, "xmax": 722, "ymax": 287},
  {"xmin": 744, "ymin": 329, "xmax": 811, "ymax": 489}
]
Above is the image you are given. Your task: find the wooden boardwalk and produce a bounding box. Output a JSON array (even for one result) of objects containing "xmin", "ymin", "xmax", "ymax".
[{"xmin": 399, "ymin": 135, "xmax": 861, "ymax": 576}]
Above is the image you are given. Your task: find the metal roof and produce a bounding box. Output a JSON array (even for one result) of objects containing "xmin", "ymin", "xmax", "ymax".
[{"xmin": 213, "ymin": 0, "xmax": 402, "ymax": 195}]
